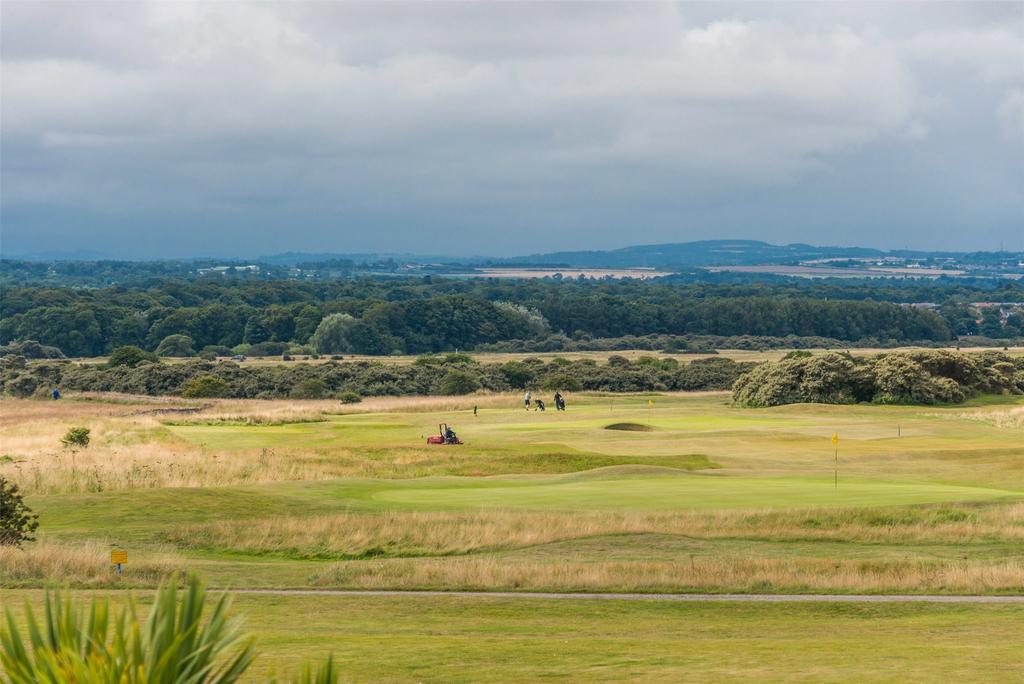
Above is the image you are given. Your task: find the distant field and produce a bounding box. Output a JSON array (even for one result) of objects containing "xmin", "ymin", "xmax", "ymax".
[
  {"xmin": 459, "ymin": 267, "xmax": 675, "ymax": 279},
  {"xmin": 706, "ymin": 264, "xmax": 968, "ymax": 278}
]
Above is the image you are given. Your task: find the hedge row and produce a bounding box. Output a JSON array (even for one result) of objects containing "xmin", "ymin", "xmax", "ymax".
[{"xmin": 1, "ymin": 354, "xmax": 752, "ymax": 399}]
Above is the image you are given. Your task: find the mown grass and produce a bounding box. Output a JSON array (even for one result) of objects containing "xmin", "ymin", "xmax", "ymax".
[{"xmin": 3, "ymin": 591, "xmax": 1023, "ymax": 682}]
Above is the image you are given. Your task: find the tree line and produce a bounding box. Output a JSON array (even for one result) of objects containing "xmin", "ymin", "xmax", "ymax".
[{"xmin": 1, "ymin": 278, "xmax": 991, "ymax": 358}]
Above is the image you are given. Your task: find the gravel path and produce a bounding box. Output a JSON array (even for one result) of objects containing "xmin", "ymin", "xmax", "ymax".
[{"xmin": 224, "ymin": 589, "xmax": 1024, "ymax": 603}]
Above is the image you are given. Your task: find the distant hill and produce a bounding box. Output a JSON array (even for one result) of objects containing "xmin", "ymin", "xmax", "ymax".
[
  {"xmin": 496, "ymin": 240, "xmax": 896, "ymax": 269},
  {"xmin": 253, "ymin": 240, "xmax": 1022, "ymax": 275}
]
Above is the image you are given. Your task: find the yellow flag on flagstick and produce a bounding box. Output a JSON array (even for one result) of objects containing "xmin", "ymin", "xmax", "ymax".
[
  {"xmin": 648, "ymin": 399, "xmax": 653, "ymax": 408},
  {"xmin": 831, "ymin": 433, "xmax": 839, "ymax": 446}
]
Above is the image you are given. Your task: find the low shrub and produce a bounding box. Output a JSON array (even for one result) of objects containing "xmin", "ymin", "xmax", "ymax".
[
  {"xmin": 60, "ymin": 427, "xmax": 91, "ymax": 449},
  {"xmin": 181, "ymin": 374, "xmax": 231, "ymax": 398}
]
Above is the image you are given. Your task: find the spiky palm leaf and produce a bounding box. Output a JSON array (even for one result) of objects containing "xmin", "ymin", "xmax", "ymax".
[{"xmin": 1, "ymin": 575, "xmax": 258, "ymax": 684}]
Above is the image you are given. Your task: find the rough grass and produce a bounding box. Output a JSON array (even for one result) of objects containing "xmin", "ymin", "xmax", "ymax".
[
  {"xmin": 143, "ymin": 502, "xmax": 1024, "ymax": 594},
  {"xmin": 941, "ymin": 405, "xmax": 1024, "ymax": 429},
  {"xmin": 0, "ymin": 541, "xmax": 182, "ymax": 587},
  {"xmin": 161, "ymin": 503, "xmax": 1024, "ymax": 561},
  {"xmin": 6, "ymin": 391, "xmax": 1023, "ymax": 496},
  {"xmin": 308, "ymin": 556, "xmax": 1024, "ymax": 594}
]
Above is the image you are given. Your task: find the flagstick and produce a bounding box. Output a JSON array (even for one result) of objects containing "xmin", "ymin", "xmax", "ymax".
[{"xmin": 834, "ymin": 444, "xmax": 838, "ymax": 489}]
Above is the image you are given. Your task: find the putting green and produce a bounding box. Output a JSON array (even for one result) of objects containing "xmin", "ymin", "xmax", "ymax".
[{"xmin": 372, "ymin": 472, "xmax": 1021, "ymax": 511}]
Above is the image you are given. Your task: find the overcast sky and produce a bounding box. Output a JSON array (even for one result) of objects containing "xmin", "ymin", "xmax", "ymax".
[{"xmin": 2, "ymin": 1, "xmax": 1022, "ymax": 259}]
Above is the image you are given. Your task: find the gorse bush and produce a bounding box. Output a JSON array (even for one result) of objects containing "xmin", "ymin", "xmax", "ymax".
[
  {"xmin": 60, "ymin": 427, "xmax": 91, "ymax": 449},
  {"xmin": 290, "ymin": 378, "xmax": 328, "ymax": 399},
  {"xmin": 107, "ymin": 345, "xmax": 159, "ymax": 368},
  {"xmin": 439, "ymin": 369, "xmax": 481, "ymax": 395},
  {"xmin": 0, "ymin": 340, "xmax": 65, "ymax": 359},
  {"xmin": 0, "ymin": 575, "xmax": 337, "ymax": 683},
  {"xmin": 733, "ymin": 350, "xmax": 1024, "ymax": 407},
  {"xmin": 2, "ymin": 355, "xmax": 754, "ymax": 399},
  {"xmin": 181, "ymin": 374, "xmax": 232, "ymax": 398}
]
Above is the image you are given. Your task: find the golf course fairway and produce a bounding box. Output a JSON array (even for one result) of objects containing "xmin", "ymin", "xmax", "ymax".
[{"xmin": 370, "ymin": 470, "xmax": 1021, "ymax": 511}]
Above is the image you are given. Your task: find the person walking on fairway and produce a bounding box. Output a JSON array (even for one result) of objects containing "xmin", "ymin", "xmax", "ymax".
[
  {"xmin": 554, "ymin": 391, "xmax": 564, "ymax": 411},
  {"xmin": 524, "ymin": 391, "xmax": 531, "ymax": 410}
]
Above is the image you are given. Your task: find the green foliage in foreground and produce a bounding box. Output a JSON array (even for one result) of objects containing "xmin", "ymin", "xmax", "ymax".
[
  {"xmin": 733, "ymin": 350, "xmax": 1024, "ymax": 406},
  {"xmin": 0, "ymin": 575, "xmax": 336, "ymax": 684}
]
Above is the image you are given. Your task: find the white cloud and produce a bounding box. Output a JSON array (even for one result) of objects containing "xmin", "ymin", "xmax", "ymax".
[{"xmin": 1, "ymin": 1, "xmax": 1021, "ymax": 255}]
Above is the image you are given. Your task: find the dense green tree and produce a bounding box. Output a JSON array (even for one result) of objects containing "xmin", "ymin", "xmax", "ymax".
[
  {"xmin": 155, "ymin": 334, "xmax": 195, "ymax": 357},
  {"xmin": 293, "ymin": 305, "xmax": 323, "ymax": 343},
  {"xmin": 311, "ymin": 313, "xmax": 357, "ymax": 353},
  {"xmin": 107, "ymin": 345, "xmax": 159, "ymax": 368},
  {"xmin": 980, "ymin": 308, "xmax": 1004, "ymax": 337},
  {"xmin": 0, "ymin": 477, "xmax": 39, "ymax": 547},
  {"xmin": 7, "ymin": 275, "xmax": 1018, "ymax": 361}
]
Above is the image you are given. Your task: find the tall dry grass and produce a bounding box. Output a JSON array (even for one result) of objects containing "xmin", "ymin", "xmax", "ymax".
[
  {"xmin": 309, "ymin": 556, "xmax": 1024, "ymax": 594},
  {"xmin": 1, "ymin": 395, "xmax": 503, "ymax": 494},
  {"xmin": 164, "ymin": 503, "xmax": 1024, "ymax": 559},
  {"xmin": 0, "ymin": 408, "xmax": 362, "ymax": 494},
  {"xmin": 0, "ymin": 541, "xmax": 181, "ymax": 587},
  {"xmin": 0, "ymin": 394, "xmax": 530, "ymax": 494},
  {"xmin": 0, "ymin": 397, "xmax": 362, "ymax": 493},
  {"xmin": 925, "ymin": 404, "xmax": 1024, "ymax": 430},
  {"xmin": 958, "ymin": 406, "xmax": 1024, "ymax": 430}
]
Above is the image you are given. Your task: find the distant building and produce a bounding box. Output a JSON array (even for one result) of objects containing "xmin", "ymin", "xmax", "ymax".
[{"xmin": 197, "ymin": 265, "xmax": 260, "ymax": 276}]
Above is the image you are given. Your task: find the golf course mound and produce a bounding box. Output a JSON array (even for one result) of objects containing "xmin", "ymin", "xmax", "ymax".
[
  {"xmin": 557, "ymin": 464, "xmax": 714, "ymax": 481},
  {"xmin": 605, "ymin": 422, "xmax": 654, "ymax": 432}
]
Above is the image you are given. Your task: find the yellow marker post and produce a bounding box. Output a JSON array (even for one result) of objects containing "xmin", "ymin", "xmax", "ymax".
[
  {"xmin": 111, "ymin": 549, "xmax": 127, "ymax": 577},
  {"xmin": 831, "ymin": 433, "xmax": 839, "ymax": 489},
  {"xmin": 647, "ymin": 399, "xmax": 653, "ymax": 425}
]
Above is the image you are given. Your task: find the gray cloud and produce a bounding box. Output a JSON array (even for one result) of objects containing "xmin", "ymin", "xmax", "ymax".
[{"xmin": 1, "ymin": 1, "xmax": 1022, "ymax": 258}]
